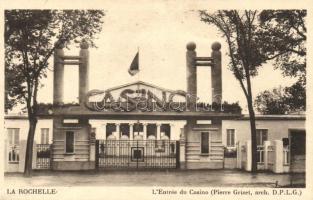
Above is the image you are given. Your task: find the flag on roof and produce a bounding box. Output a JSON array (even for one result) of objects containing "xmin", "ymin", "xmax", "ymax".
[{"xmin": 128, "ymin": 51, "xmax": 139, "ymax": 76}]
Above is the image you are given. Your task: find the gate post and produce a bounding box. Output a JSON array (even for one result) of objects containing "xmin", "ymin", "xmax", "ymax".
[
  {"xmin": 176, "ymin": 141, "xmax": 180, "ymax": 169},
  {"xmin": 263, "ymin": 141, "xmax": 271, "ymax": 170},
  {"xmin": 236, "ymin": 141, "xmax": 242, "ymax": 169},
  {"xmin": 95, "ymin": 140, "xmax": 99, "ymax": 169},
  {"xmin": 273, "ymin": 140, "xmax": 283, "ymax": 173},
  {"xmin": 179, "ymin": 128, "xmax": 186, "ymax": 169},
  {"xmin": 245, "ymin": 140, "xmax": 252, "ymax": 171}
]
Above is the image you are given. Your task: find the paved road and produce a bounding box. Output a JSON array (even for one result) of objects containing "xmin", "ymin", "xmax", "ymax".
[{"xmin": 4, "ymin": 169, "xmax": 305, "ymax": 187}]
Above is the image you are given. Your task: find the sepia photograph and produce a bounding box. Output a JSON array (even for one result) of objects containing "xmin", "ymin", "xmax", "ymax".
[{"xmin": 1, "ymin": 1, "xmax": 311, "ymax": 200}]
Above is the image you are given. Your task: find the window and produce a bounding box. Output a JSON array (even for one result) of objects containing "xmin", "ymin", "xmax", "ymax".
[
  {"xmin": 201, "ymin": 132, "xmax": 209, "ymax": 154},
  {"xmin": 147, "ymin": 124, "xmax": 157, "ymax": 137},
  {"xmin": 106, "ymin": 123, "xmax": 116, "ymax": 137},
  {"xmin": 41, "ymin": 128, "xmax": 49, "ymax": 144},
  {"xmin": 133, "ymin": 123, "xmax": 143, "ymax": 133},
  {"xmin": 7, "ymin": 128, "xmax": 20, "ymax": 162},
  {"xmin": 65, "ymin": 131, "xmax": 74, "ymax": 153},
  {"xmin": 161, "ymin": 124, "xmax": 171, "ymax": 138},
  {"xmin": 119, "ymin": 124, "xmax": 129, "ymax": 137},
  {"xmin": 256, "ymin": 129, "xmax": 268, "ymax": 146},
  {"xmin": 226, "ymin": 129, "xmax": 235, "ymax": 147},
  {"xmin": 8, "ymin": 128, "xmax": 19, "ymax": 146}
]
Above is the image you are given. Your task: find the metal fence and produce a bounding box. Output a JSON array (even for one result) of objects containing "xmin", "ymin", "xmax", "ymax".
[
  {"xmin": 96, "ymin": 140, "xmax": 179, "ymax": 169},
  {"xmin": 283, "ymin": 146, "xmax": 290, "ymax": 165},
  {"xmin": 257, "ymin": 145, "xmax": 264, "ymax": 163},
  {"xmin": 36, "ymin": 144, "xmax": 51, "ymax": 169}
]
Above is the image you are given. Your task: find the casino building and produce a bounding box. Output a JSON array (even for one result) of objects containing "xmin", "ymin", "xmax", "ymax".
[
  {"xmin": 4, "ymin": 40, "xmax": 305, "ymax": 172},
  {"xmin": 45, "ymin": 40, "xmax": 240, "ymax": 171}
]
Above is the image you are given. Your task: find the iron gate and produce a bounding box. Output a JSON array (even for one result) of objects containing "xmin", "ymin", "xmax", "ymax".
[
  {"xmin": 96, "ymin": 140, "xmax": 179, "ymax": 169},
  {"xmin": 36, "ymin": 144, "xmax": 51, "ymax": 169}
]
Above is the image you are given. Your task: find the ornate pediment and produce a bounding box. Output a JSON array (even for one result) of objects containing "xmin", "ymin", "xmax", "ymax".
[{"xmin": 85, "ymin": 81, "xmax": 193, "ymax": 112}]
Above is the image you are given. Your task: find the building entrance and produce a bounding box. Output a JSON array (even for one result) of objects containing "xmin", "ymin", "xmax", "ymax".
[{"xmin": 290, "ymin": 130, "xmax": 306, "ymax": 173}]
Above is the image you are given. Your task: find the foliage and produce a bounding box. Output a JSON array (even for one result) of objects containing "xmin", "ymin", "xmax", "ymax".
[
  {"xmin": 255, "ymin": 10, "xmax": 306, "ymax": 113},
  {"xmin": 220, "ymin": 101, "xmax": 242, "ymax": 114},
  {"xmin": 258, "ymin": 10, "xmax": 306, "ymax": 79},
  {"xmin": 255, "ymin": 81, "xmax": 306, "ymax": 114}
]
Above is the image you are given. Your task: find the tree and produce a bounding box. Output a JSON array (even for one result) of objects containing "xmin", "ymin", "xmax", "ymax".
[
  {"xmin": 255, "ymin": 10, "xmax": 306, "ymax": 113},
  {"xmin": 255, "ymin": 81, "xmax": 306, "ymax": 114},
  {"xmin": 199, "ymin": 10, "xmax": 268, "ymax": 172},
  {"xmin": 5, "ymin": 10, "xmax": 105, "ymax": 176},
  {"xmin": 255, "ymin": 86, "xmax": 289, "ymax": 114}
]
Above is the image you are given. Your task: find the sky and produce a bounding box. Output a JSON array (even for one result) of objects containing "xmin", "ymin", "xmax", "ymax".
[{"xmin": 36, "ymin": 8, "xmax": 297, "ymax": 114}]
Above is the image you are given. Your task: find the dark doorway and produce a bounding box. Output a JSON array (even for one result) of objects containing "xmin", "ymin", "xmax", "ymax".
[{"xmin": 290, "ymin": 130, "xmax": 306, "ymax": 173}]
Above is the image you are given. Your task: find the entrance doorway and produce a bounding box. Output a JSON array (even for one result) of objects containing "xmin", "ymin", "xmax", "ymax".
[{"xmin": 290, "ymin": 130, "xmax": 306, "ymax": 173}]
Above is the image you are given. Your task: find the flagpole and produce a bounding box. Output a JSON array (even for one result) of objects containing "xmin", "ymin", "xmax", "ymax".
[
  {"xmin": 137, "ymin": 47, "xmax": 140, "ymax": 98},
  {"xmin": 137, "ymin": 47, "xmax": 140, "ymax": 125},
  {"xmin": 137, "ymin": 46, "xmax": 140, "ymax": 82}
]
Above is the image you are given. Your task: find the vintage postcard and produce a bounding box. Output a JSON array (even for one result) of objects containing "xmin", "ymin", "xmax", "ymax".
[{"xmin": 1, "ymin": 1, "xmax": 312, "ymax": 200}]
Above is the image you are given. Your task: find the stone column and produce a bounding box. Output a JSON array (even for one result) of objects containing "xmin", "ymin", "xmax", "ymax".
[
  {"xmin": 79, "ymin": 39, "xmax": 89, "ymax": 104},
  {"xmin": 179, "ymin": 127, "xmax": 186, "ymax": 169},
  {"xmin": 211, "ymin": 42, "xmax": 222, "ymax": 104},
  {"xmin": 156, "ymin": 124, "xmax": 161, "ymax": 140},
  {"xmin": 169, "ymin": 124, "xmax": 174, "ymax": 139},
  {"xmin": 129, "ymin": 123, "xmax": 133, "ymax": 140},
  {"xmin": 273, "ymin": 140, "xmax": 283, "ymax": 173},
  {"xmin": 53, "ymin": 43, "xmax": 64, "ymax": 104},
  {"xmin": 115, "ymin": 123, "xmax": 120, "ymax": 139},
  {"xmin": 143, "ymin": 124, "xmax": 147, "ymax": 140},
  {"xmin": 186, "ymin": 42, "xmax": 197, "ymax": 111}
]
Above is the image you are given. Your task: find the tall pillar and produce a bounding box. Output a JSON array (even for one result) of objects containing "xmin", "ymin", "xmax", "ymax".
[
  {"xmin": 129, "ymin": 123, "xmax": 133, "ymax": 140},
  {"xmin": 179, "ymin": 128, "xmax": 186, "ymax": 169},
  {"xmin": 186, "ymin": 42, "xmax": 197, "ymax": 111},
  {"xmin": 169, "ymin": 124, "xmax": 174, "ymax": 139},
  {"xmin": 211, "ymin": 42, "xmax": 222, "ymax": 104},
  {"xmin": 79, "ymin": 39, "xmax": 89, "ymax": 104},
  {"xmin": 156, "ymin": 124, "xmax": 161, "ymax": 140},
  {"xmin": 53, "ymin": 43, "xmax": 64, "ymax": 104},
  {"xmin": 143, "ymin": 124, "xmax": 147, "ymax": 140},
  {"xmin": 116, "ymin": 123, "xmax": 120, "ymax": 139}
]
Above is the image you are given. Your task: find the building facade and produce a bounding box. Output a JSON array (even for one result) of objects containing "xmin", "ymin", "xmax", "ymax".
[
  {"xmin": 222, "ymin": 115, "xmax": 305, "ymax": 172},
  {"xmin": 4, "ymin": 40, "xmax": 306, "ymax": 173}
]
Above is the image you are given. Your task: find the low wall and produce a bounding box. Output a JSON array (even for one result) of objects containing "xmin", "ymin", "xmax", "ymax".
[{"xmin": 237, "ymin": 140, "xmax": 287, "ymax": 173}]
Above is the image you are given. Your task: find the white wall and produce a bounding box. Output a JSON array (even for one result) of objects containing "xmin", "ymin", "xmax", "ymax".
[
  {"xmin": 222, "ymin": 119, "xmax": 305, "ymax": 147},
  {"xmin": 4, "ymin": 118, "xmax": 53, "ymax": 144},
  {"xmin": 4, "ymin": 118, "xmax": 186, "ymax": 143}
]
